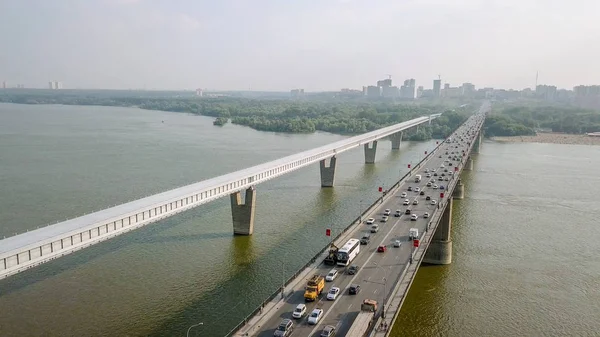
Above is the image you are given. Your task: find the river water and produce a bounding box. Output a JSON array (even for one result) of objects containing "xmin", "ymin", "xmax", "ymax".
[{"xmin": 0, "ymin": 103, "xmax": 599, "ymax": 337}]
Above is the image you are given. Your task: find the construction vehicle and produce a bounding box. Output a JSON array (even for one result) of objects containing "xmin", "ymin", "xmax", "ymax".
[
  {"xmin": 323, "ymin": 243, "xmax": 339, "ymax": 265},
  {"xmin": 304, "ymin": 275, "xmax": 325, "ymax": 302},
  {"xmin": 346, "ymin": 299, "xmax": 378, "ymax": 337}
]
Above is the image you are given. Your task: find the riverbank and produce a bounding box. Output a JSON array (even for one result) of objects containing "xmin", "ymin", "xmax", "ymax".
[{"xmin": 491, "ymin": 132, "xmax": 600, "ymax": 146}]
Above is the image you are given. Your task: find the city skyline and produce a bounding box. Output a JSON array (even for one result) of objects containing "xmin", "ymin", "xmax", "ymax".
[{"xmin": 1, "ymin": 0, "xmax": 599, "ymax": 91}]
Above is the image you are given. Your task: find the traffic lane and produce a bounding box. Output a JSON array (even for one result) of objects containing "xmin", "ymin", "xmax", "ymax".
[
  {"xmin": 309, "ymin": 242, "xmax": 410, "ymax": 336},
  {"xmin": 286, "ymin": 215, "xmax": 409, "ymax": 336}
]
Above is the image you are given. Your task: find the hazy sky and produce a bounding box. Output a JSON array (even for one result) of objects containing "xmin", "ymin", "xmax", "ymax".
[{"xmin": 1, "ymin": 0, "xmax": 599, "ymax": 91}]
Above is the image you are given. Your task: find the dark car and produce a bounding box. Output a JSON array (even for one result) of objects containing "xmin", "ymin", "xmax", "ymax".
[
  {"xmin": 348, "ymin": 284, "xmax": 361, "ymax": 295},
  {"xmin": 405, "ymin": 209, "xmax": 411, "ymax": 215},
  {"xmin": 377, "ymin": 245, "xmax": 387, "ymax": 253},
  {"xmin": 407, "ymin": 186, "xmax": 413, "ymax": 191},
  {"xmin": 347, "ymin": 265, "xmax": 360, "ymax": 275},
  {"xmin": 426, "ymin": 196, "xmax": 431, "ymax": 200},
  {"xmin": 419, "ymin": 191, "xmax": 425, "ymax": 195}
]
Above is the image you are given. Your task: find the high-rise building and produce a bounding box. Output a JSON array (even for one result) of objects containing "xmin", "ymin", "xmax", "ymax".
[
  {"xmin": 1, "ymin": 81, "xmax": 6, "ymax": 89},
  {"xmin": 377, "ymin": 79, "xmax": 392, "ymax": 88},
  {"xmin": 49, "ymin": 81, "xmax": 63, "ymax": 89},
  {"xmin": 461, "ymin": 83, "xmax": 475, "ymax": 96},
  {"xmin": 290, "ymin": 89, "xmax": 305, "ymax": 97},
  {"xmin": 400, "ymin": 79, "xmax": 416, "ymax": 99},
  {"xmin": 49, "ymin": 81, "xmax": 54, "ymax": 89},
  {"xmin": 195, "ymin": 88, "xmax": 203, "ymax": 97},
  {"xmin": 366, "ymin": 86, "xmax": 381, "ymax": 97},
  {"xmin": 433, "ymin": 79, "xmax": 441, "ymax": 97}
]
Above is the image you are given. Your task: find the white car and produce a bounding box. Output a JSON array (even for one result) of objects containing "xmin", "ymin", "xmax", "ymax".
[
  {"xmin": 400, "ymin": 192, "xmax": 407, "ymax": 198},
  {"xmin": 403, "ymin": 199, "xmax": 410, "ymax": 205},
  {"xmin": 412, "ymin": 200, "xmax": 418, "ymax": 205},
  {"xmin": 325, "ymin": 269, "xmax": 338, "ymax": 282},
  {"xmin": 410, "ymin": 214, "xmax": 418, "ymax": 221},
  {"xmin": 424, "ymin": 168, "xmax": 429, "ymax": 173},
  {"xmin": 308, "ymin": 309, "xmax": 324, "ymax": 325},
  {"xmin": 292, "ymin": 304, "xmax": 307, "ymax": 319},
  {"xmin": 366, "ymin": 218, "xmax": 375, "ymax": 225},
  {"xmin": 393, "ymin": 240, "xmax": 401, "ymax": 248},
  {"xmin": 414, "ymin": 187, "xmax": 421, "ymax": 192},
  {"xmin": 426, "ymin": 182, "xmax": 432, "ymax": 187},
  {"xmin": 432, "ymin": 184, "xmax": 439, "ymax": 189},
  {"xmin": 381, "ymin": 216, "xmax": 389, "ymax": 222},
  {"xmin": 426, "ymin": 173, "xmax": 432, "ymax": 178},
  {"xmin": 440, "ymin": 164, "xmax": 445, "ymax": 168},
  {"xmin": 423, "ymin": 212, "xmax": 430, "ymax": 218},
  {"xmin": 383, "ymin": 209, "xmax": 391, "ymax": 216},
  {"xmin": 326, "ymin": 287, "xmax": 340, "ymax": 300},
  {"xmin": 431, "ymin": 199, "xmax": 437, "ymax": 205}
]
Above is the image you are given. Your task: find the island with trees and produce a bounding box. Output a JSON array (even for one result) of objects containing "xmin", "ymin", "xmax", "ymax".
[{"xmin": 0, "ymin": 89, "xmax": 474, "ymax": 140}]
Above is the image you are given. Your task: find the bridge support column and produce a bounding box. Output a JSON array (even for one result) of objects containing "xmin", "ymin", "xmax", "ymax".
[
  {"xmin": 319, "ymin": 156, "xmax": 337, "ymax": 187},
  {"xmin": 474, "ymin": 132, "xmax": 482, "ymax": 154},
  {"xmin": 424, "ymin": 198, "xmax": 453, "ymax": 265},
  {"xmin": 453, "ymin": 179, "xmax": 464, "ymax": 199},
  {"xmin": 231, "ymin": 187, "xmax": 256, "ymax": 235},
  {"xmin": 465, "ymin": 157, "xmax": 474, "ymax": 171},
  {"xmin": 390, "ymin": 132, "xmax": 402, "ymax": 150},
  {"xmin": 364, "ymin": 141, "xmax": 378, "ymax": 164}
]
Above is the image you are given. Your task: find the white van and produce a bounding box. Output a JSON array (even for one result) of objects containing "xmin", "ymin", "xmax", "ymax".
[
  {"xmin": 415, "ymin": 175, "xmax": 422, "ymax": 183},
  {"xmin": 409, "ymin": 228, "xmax": 419, "ymax": 240}
]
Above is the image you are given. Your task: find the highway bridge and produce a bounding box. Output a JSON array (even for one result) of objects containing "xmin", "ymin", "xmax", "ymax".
[
  {"xmin": 232, "ymin": 102, "xmax": 488, "ymax": 337},
  {"xmin": 0, "ymin": 112, "xmax": 441, "ymax": 280}
]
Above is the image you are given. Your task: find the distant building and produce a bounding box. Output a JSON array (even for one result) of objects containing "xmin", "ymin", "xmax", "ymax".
[
  {"xmin": 536, "ymin": 84, "xmax": 557, "ymax": 101},
  {"xmin": 377, "ymin": 79, "xmax": 392, "ymax": 88},
  {"xmin": 461, "ymin": 83, "xmax": 475, "ymax": 96},
  {"xmin": 48, "ymin": 81, "xmax": 63, "ymax": 89},
  {"xmin": 416, "ymin": 86, "xmax": 424, "ymax": 98},
  {"xmin": 382, "ymin": 86, "xmax": 400, "ymax": 98},
  {"xmin": 290, "ymin": 89, "xmax": 305, "ymax": 98},
  {"xmin": 1, "ymin": 81, "xmax": 6, "ymax": 89},
  {"xmin": 366, "ymin": 86, "xmax": 381, "ymax": 97},
  {"xmin": 400, "ymin": 79, "xmax": 416, "ymax": 99},
  {"xmin": 195, "ymin": 88, "xmax": 203, "ymax": 97},
  {"xmin": 433, "ymin": 79, "xmax": 441, "ymax": 97}
]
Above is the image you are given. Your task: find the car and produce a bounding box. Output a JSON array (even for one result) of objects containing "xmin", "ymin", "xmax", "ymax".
[
  {"xmin": 419, "ymin": 191, "xmax": 425, "ymax": 195},
  {"xmin": 348, "ymin": 284, "xmax": 361, "ymax": 294},
  {"xmin": 407, "ymin": 186, "xmax": 413, "ymax": 191},
  {"xmin": 444, "ymin": 169, "xmax": 448, "ymax": 172},
  {"xmin": 438, "ymin": 177, "xmax": 443, "ymax": 181},
  {"xmin": 431, "ymin": 199, "xmax": 437, "ymax": 205},
  {"xmin": 347, "ymin": 264, "xmax": 360, "ymax": 275},
  {"xmin": 292, "ymin": 304, "xmax": 307, "ymax": 319},
  {"xmin": 325, "ymin": 269, "xmax": 338, "ymax": 282},
  {"xmin": 400, "ymin": 192, "xmax": 407, "ymax": 198},
  {"xmin": 403, "ymin": 199, "xmax": 410, "ymax": 205},
  {"xmin": 307, "ymin": 309, "xmax": 324, "ymax": 325},
  {"xmin": 426, "ymin": 195, "xmax": 431, "ymax": 200},
  {"xmin": 432, "ymin": 184, "xmax": 438, "ymax": 189},
  {"xmin": 383, "ymin": 209, "xmax": 391, "ymax": 216},
  {"xmin": 326, "ymin": 287, "xmax": 340, "ymax": 300},
  {"xmin": 320, "ymin": 325, "xmax": 336, "ymax": 337},
  {"xmin": 438, "ymin": 155, "xmax": 442, "ymax": 158},
  {"xmin": 441, "ymin": 173, "xmax": 445, "ymax": 176},
  {"xmin": 414, "ymin": 187, "xmax": 421, "ymax": 192},
  {"xmin": 393, "ymin": 240, "xmax": 401, "ymax": 247},
  {"xmin": 412, "ymin": 200, "xmax": 418, "ymax": 205},
  {"xmin": 445, "ymin": 177, "xmax": 449, "ymax": 181},
  {"xmin": 423, "ymin": 212, "xmax": 430, "ymax": 218},
  {"xmin": 426, "ymin": 173, "xmax": 431, "ymax": 178},
  {"xmin": 371, "ymin": 224, "xmax": 379, "ymax": 233},
  {"xmin": 395, "ymin": 209, "xmax": 401, "ymax": 217},
  {"xmin": 377, "ymin": 245, "xmax": 387, "ymax": 252},
  {"xmin": 405, "ymin": 209, "xmax": 411, "ymax": 215},
  {"xmin": 426, "ymin": 182, "xmax": 432, "ymax": 187},
  {"xmin": 366, "ymin": 218, "xmax": 375, "ymax": 225},
  {"xmin": 440, "ymin": 164, "xmax": 445, "ymax": 168},
  {"xmin": 274, "ymin": 319, "xmax": 294, "ymax": 337},
  {"xmin": 424, "ymin": 168, "xmax": 429, "ymax": 173},
  {"xmin": 381, "ymin": 216, "xmax": 388, "ymax": 222},
  {"xmin": 440, "ymin": 186, "xmax": 445, "ymax": 190},
  {"xmin": 434, "ymin": 173, "xmax": 438, "ymax": 176},
  {"xmin": 410, "ymin": 214, "xmax": 418, "ymax": 221}
]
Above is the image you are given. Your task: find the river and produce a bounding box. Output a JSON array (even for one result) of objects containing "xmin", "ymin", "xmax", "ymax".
[{"xmin": 0, "ymin": 103, "xmax": 598, "ymax": 337}]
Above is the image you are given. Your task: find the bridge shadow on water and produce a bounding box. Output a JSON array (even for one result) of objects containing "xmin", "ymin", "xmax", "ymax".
[{"xmin": 0, "ymin": 207, "xmax": 230, "ymax": 297}]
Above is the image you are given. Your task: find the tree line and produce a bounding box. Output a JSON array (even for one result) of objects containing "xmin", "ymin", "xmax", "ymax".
[
  {"xmin": 0, "ymin": 91, "xmax": 470, "ymax": 138},
  {"xmin": 484, "ymin": 103, "xmax": 600, "ymax": 137}
]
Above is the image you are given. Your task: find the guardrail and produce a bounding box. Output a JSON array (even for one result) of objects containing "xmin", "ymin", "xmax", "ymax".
[{"xmin": 224, "ymin": 135, "xmax": 450, "ymax": 337}]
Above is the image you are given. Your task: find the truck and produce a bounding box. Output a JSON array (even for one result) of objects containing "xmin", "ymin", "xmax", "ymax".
[
  {"xmin": 304, "ymin": 275, "xmax": 325, "ymax": 302},
  {"xmin": 409, "ymin": 228, "xmax": 419, "ymax": 240},
  {"xmin": 323, "ymin": 243, "xmax": 339, "ymax": 265},
  {"xmin": 345, "ymin": 299, "xmax": 378, "ymax": 337},
  {"xmin": 414, "ymin": 174, "xmax": 422, "ymax": 183}
]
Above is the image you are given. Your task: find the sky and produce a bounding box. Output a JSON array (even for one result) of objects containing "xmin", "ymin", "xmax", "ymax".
[{"xmin": 1, "ymin": 0, "xmax": 599, "ymax": 91}]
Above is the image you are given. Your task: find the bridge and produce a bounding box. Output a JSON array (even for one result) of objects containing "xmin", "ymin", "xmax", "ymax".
[
  {"xmin": 0, "ymin": 113, "xmax": 441, "ymax": 280},
  {"xmin": 230, "ymin": 102, "xmax": 488, "ymax": 337}
]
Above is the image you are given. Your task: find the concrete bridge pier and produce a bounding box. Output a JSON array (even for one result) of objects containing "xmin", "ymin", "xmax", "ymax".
[
  {"xmin": 319, "ymin": 156, "xmax": 337, "ymax": 187},
  {"xmin": 474, "ymin": 132, "xmax": 482, "ymax": 153},
  {"xmin": 452, "ymin": 179, "xmax": 464, "ymax": 199},
  {"xmin": 423, "ymin": 197, "xmax": 453, "ymax": 265},
  {"xmin": 231, "ymin": 187, "xmax": 256, "ymax": 235},
  {"xmin": 390, "ymin": 132, "xmax": 403, "ymax": 150},
  {"xmin": 465, "ymin": 157, "xmax": 474, "ymax": 171},
  {"xmin": 364, "ymin": 141, "xmax": 378, "ymax": 164}
]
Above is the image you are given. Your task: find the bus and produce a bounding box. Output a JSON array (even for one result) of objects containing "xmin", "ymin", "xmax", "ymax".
[{"xmin": 337, "ymin": 239, "xmax": 360, "ymax": 266}]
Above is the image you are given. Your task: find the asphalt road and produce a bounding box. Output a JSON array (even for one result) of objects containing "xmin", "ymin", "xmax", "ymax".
[{"xmin": 256, "ymin": 114, "xmax": 485, "ymax": 337}]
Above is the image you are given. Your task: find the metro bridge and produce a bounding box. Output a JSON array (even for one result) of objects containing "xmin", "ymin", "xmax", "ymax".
[{"xmin": 0, "ymin": 113, "xmax": 441, "ymax": 280}]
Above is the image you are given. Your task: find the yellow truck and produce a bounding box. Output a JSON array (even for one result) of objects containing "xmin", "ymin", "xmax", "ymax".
[{"xmin": 304, "ymin": 275, "xmax": 325, "ymax": 302}]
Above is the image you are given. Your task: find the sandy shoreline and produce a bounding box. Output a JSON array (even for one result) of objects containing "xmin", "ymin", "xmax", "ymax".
[{"xmin": 491, "ymin": 132, "xmax": 600, "ymax": 146}]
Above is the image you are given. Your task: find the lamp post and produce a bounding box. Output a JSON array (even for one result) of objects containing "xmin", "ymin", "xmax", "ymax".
[
  {"xmin": 373, "ymin": 262, "xmax": 387, "ymax": 319},
  {"xmin": 359, "ymin": 199, "xmax": 363, "ymax": 223},
  {"xmin": 186, "ymin": 322, "xmax": 203, "ymax": 337}
]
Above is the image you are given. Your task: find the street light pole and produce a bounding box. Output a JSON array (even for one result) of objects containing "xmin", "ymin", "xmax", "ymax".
[
  {"xmin": 373, "ymin": 262, "xmax": 387, "ymax": 319},
  {"xmin": 186, "ymin": 322, "xmax": 203, "ymax": 337}
]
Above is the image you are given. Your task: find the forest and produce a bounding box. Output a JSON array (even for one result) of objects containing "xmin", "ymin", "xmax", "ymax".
[
  {"xmin": 0, "ymin": 91, "xmax": 471, "ymax": 139},
  {"xmin": 484, "ymin": 103, "xmax": 600, "ymax": 137}
]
